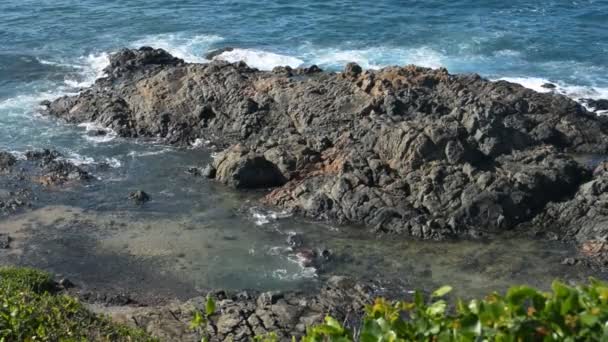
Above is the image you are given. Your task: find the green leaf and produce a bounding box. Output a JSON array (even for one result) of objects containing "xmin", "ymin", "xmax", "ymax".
[
  {"xmin": 426, "ymin": 300, "xmax": 447, "ymax": 316},
  {"xmin": 205, "ymin": 296, "xmax": 216, "ymax": 317},
  {"xmin": 432, "ymin": 286, "xmax": 453, "ymax": 298}
]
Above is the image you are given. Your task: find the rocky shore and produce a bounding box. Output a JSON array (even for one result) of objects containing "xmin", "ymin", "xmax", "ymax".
[
  {"xmin": 0, "ymin": 149, "xmax": 91, "ymax": 217},
  {"xmin": 86, "ymin": 276, "xmax": 389, "ymax": 342},
  {"xmin": 42, "ymin": 47, "xmax": 608, "ymax": 259}
]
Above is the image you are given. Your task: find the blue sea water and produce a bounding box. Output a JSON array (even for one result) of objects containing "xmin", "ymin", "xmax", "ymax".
[
  {"xmin": 1, "ymin": 0, "xmax": 607, "ymax": 144},
  {"xmin": 0, "ymin": 0, "xmax": 606, "ymax": 293}
]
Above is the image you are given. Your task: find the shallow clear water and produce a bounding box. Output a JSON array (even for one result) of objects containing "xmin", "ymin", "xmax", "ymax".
[{"xmin": 0, "ymin": 0, "xmax": 606, "ymax": 298}]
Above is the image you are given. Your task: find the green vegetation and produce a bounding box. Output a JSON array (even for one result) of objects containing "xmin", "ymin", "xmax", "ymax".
[
  {"xmin": 206, "ymin": 280, "xmax": 608, "ymax": 341},
  {"xmin": 3, "ymin": 266, "xmax": 608, "ymax": 341},
  {"xmin": 0, "ymin": 266, "xmax": 155, "ymax": 342}
]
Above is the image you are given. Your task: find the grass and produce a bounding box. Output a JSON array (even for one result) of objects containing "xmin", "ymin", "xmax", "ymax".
[{"xmin": 0, "ymin": 266, "xmax": 156, "ymax": 342}]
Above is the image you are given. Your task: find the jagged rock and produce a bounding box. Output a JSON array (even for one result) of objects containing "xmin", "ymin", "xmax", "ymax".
[
  {"xmin": 0, "ymin": 152, "xmax": 16, "ymax": 170},
  {"xmin": 204, "ymin": 47, "xmax": 235, "ymax": 60},
  {"xmin": 0, "ymin": 234, "xmax": 10, "ymax": 249},
  {"xmin": 58, "ymin": 278, "xmax": 75, "ymax": 289},
  {"xmin": 580, "ymin": 98, "xmax": 608, "ymax": 112},
  {"xmin": 213, "ymin": 146, "xmax": 286, "ymax": 189},
  {"xmin": 91, "ymin": 276, "xmax": 387, "ymax": 342},
  {"xmin": 0, "ymin": 149, "xmax": 91, "ymax": 218},
  {"xmin": 202, "ymin": 164, "xmax": 216, "ymax": 179},
  {"xmin": 129, "ymin": 190, "xmax": 150, "ymax": 204},
  {"xmin": 541, "ymin": 83, "xmax": 557, "ymax": 89},
  {"xmin": 42, "ymin": 47, "xmax": 608, "ymax": 240}
]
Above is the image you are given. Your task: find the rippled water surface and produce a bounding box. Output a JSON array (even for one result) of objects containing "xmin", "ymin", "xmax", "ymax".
[{"xmin": 0, "ymin": 0, "xmax": 607, "ymax": 298}]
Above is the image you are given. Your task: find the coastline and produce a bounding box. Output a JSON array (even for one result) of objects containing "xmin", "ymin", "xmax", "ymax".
[{"xmin": 1, "ymin": 46, "xmax": 608, "ymax": 340}]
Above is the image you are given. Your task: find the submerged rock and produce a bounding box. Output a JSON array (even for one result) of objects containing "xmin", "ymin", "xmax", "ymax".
[
  {"xmin": 0, "ymin": 234, "xmax": 10, "ymax": 249},
  {"xmin": 0, "ymin": 149, "xmax": 91, "ymax": 217},
  {"xmin": 129, "ymin": 190, "xmax": 150, "ymax": 204},
  {"xmin": 42, "ymin": 47, "xmax": 608, "ymax": 240},
  {"xmin": 202, "ymin": 164, "xmax": 217, "ymax": 179}
]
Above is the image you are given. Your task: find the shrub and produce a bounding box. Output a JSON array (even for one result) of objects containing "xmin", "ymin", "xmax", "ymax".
[
  {"xmin": 0, "ymin": 266, "xmax": 155, "ymax": 341},
  {"xmin": 202, "ymin": 279, "xmax": 608, "ymax": 341},
  {"xmin": 289, "ymin": 280, "xmax": 608, "ymax": 341}
]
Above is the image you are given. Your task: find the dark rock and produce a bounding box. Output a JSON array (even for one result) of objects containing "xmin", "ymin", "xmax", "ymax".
[
  {"xmin": 58, "ymin": 278, "xmax": 75, "ymax": 288},
  {"xmin": 0, "ymin": 152, "xmax": 16, "ymax": 170},
  {"xmin": 343, "ymin": 62, "xmax": 362, "ymax": 78},
  {"xmin": 580, "ymin": 98, "xmax": 608, "ymax": 111},
  {"xmin": 187, "ymin": 167, "xmax": 202, "ymax": 176},
  {"xmin": 541, "ymin": 83, "xmax": 557, "ymax": 89},
  {"xmin": 129, "ymin": 190, "xmax": 150, "ymax": 204},
  {"xmin": 286, "ymin": 234, "xmax": 304, "ymax": 248},
  {"xmin": 257, "ymin": 291, "xmax": 282, "ymax": 307},
  {"xmin": 561, "ymin": 257, "xmax": 577, "ymax": 266},
  {"xmin": 25, "ymin": 149, "xmax": 62, "ymax": 162},
  {"xmin": 213, "ymin": 146, "xmax": 286, "ymax": 189},
  {"xmin": 87, "ymin": 129, "xmax": 107, "ymax": 137},
  {"xmin": 204, "ymin": 47, "xmax": 235, "ymax": 60},
  {"xmin": 41, "ymin": 48, "xmax": 608, "ymax": 240},
  {"xmin": 202, "ymin": 164, "xmax": 216, "ymax": 179},
  {"xmin": 0, "ymin": 234, "xmax": 10, "ymax": 248}
]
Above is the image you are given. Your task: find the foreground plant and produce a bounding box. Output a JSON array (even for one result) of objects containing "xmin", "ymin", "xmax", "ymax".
[
  {"xmin": 285, "ymin": 280, "xmax": 608, "ymax": 341},
  {"xmin": 0, "ymin": 267, "xmax": 154, "ymax": 342}
]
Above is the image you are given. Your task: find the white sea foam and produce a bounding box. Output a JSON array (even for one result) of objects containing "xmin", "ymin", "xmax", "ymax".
[
  {"xmin": 190, "ymin": 138, "xmax": 211, "ymax": 148},
  {"xmin": 271, "ymin": 266, "xmax": 317, "ymax": 281},
  {"xmin": 64, "ymin": 53, "xmax": 110, "ymax": 88},
  {"xmin": 131, "ymin": 33, "xmax": 224, "ymax": 63},
  {"xmin": 0, "ymin": 91, "xmax": 76, "ymax": 114},
  {"xmin": 77, "ymin": 122, "xmax": 117, "ymax": 143},
  {"xmin": 213, "ymin": 48, "xmax": 304, "ymax": 70},
  {"xmin": 250, "ymin": 207, "xmax": 292, "ymax": 226},
  {"xmin": 497, "ymin": 77, "xmax": 608, "ymax": 106},
  {"xmin": 62, "ymin": 152, "xmax": 122, "ymax": 168},
  {"xmin": 302, "ymin": 45, "xmax": 445, "ymax": 70},
  {"xmin": 127, "ymin": 148, "xmax": 173, "ymax": 158}
]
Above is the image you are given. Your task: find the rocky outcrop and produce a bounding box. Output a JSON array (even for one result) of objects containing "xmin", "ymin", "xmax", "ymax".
[
  {"xmin": 0, "ymin": 149, "xmax": 92, "ymax": 216},
  {"xmin": 528, "ymin": 161, "xmax": 608, "ymax": 265},
  {"xmin": 580, "ymin": 98, "xmax": 608, "ymax": 113},
  {"xmin": 42, "ymin": 47, "xmax": 608, "ymax": 240},
  {"xmin": 93, "ymin": 276, "xmax": 390, "ymax": 342}
]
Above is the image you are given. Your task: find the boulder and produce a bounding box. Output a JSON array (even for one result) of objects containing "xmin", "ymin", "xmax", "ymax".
[{"xmin": 129, "ymin": 190, "xmax": 150, "ymax": 204}]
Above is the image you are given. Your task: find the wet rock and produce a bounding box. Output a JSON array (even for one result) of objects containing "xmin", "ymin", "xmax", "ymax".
[
  {"xmin": 42, "ymin": 48, "xmax": 608, "ymax": 240},
  {"xmin": 25, "ymin": 149, "xmax": 62, "ymax": 162},
  {"xmin": 58, "ymin": 278, "xmax": 75, "ymax": 289},
  {"xmin": 0, "ymin": 152, "xmax": 16, "ymax": 170},
  {"xmin": 0, "ymin": 149, "xmax": 91, "ymax": 218},
  {"xmin": 187, "ymin": 167, "xmax": 202, "ymax": 176},
  {"xmin": 0, "ymin": 234, "xmax": 10, "ymax": 249},
  {"xmin": 202, "ymin": 164, "xmax": 216, "ymax": 179},
  {"xmin": 580, "ymin": 98, "xmax": 608, "ymax": 112},
  {"xmin": 204, "ymin": 47, "xmax": 235, "ymax": 60},
  {"xmin": 541, "ymin": 83, "xmax": 557, "ymax": 89},
  {"xmin": 129, "ymin": 190, "xmax": 150, "ymax": 204},
  {"xmin": 39, "ymin": 160, "xmax": 92, "ymax": 185},
  {"xmin": 286, "ymin": 234, "xmax": 304, "ymax": 248}
]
